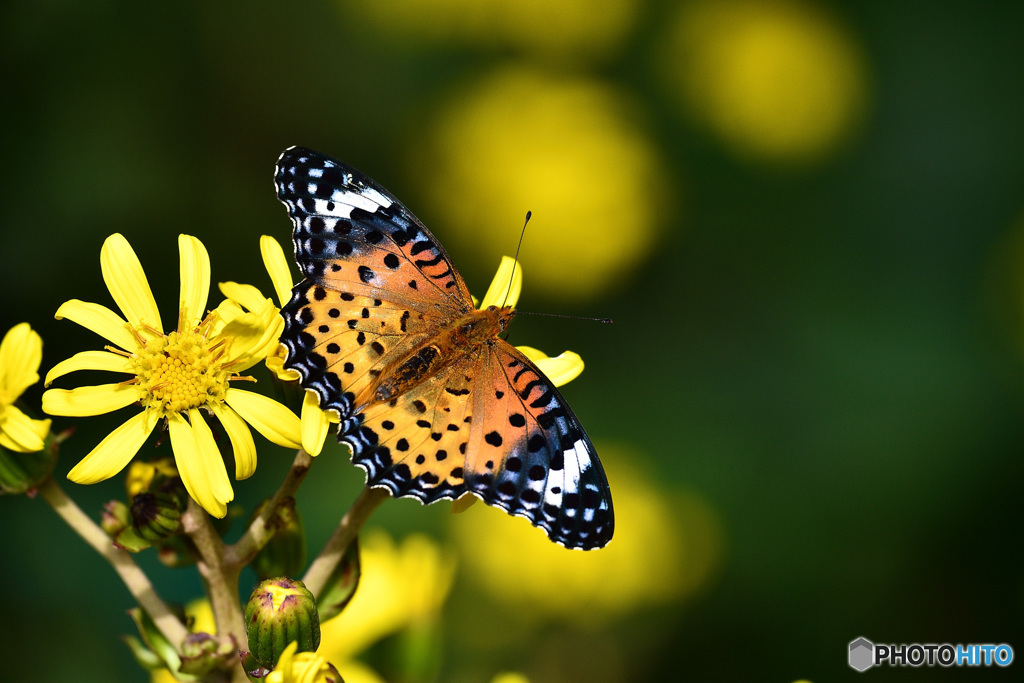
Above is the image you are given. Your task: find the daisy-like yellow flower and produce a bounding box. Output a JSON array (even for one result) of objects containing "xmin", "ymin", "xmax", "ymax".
[
  {"xmin": 0, "ymin": 323, "xmax": 51, "ymax": 453},
  {"xmin": 42, "ymin": 234, "xmax": 302, "ymax": 517}
]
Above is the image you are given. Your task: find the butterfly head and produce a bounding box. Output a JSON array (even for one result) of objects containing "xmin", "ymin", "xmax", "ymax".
[{"xmin": 456, "ymin": 305, "xmax": 516, "ymax": 345}]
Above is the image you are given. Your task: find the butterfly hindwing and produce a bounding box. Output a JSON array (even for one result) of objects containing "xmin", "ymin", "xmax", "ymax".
[
  {"xmin": 471, "ymin": 342, "xmax": 613, "ymax": 550},
  {"xmin": 343, "ymin": 357, "xmax": 477, "ymax": 503},
  {"xmin": 341, "ymin": 339, "xmax": 613, "ymax": 550}
]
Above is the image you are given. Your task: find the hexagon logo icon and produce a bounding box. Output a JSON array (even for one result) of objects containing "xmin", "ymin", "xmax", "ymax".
[{"xmin": 849, "ymin": 637, "xmax": 874, "ymax": 672}]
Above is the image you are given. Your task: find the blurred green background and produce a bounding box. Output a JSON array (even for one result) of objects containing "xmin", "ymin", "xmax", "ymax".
[{"xmin": 3, "ymin": 1, "xmax": 1024, "ymax": 681}]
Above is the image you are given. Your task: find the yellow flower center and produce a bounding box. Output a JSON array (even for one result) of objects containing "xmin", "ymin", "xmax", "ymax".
[{"xmin": 129, "ymin": 321, "xmax": 231, "ymax": 417}]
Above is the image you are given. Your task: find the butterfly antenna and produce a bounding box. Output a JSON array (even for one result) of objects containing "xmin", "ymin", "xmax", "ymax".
[
  {"xmin": 517, "ymin": 311, "xmax": 614, "ymax": 324},
  {"xmin": 501, "ymin": 210, "xmax": 531, "ymax": 310}
]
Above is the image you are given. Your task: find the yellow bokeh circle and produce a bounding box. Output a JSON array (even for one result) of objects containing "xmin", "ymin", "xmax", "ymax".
[
  {"xmin": 348, "ymin": 0, "xmax": 639, "ymax": 63},
  {"xmin": 451, "ymin": 447, "xmax": 724, "ymax": 622},
  {"xmin": 418, "ymin": 66, "xmax": 667, "ymax": 301},
  {"xmin": 662, "ymin": 0, "xmax": 868, "ymax": 163}
]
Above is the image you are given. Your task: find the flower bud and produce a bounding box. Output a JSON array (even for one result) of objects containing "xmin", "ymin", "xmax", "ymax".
[
  {"xmin": 178, "ymin": 632, "xmax": 237, "ymax": 676},
  {"xmin": 245, "ymin": 577, "xmax": 321, "ymax": 669},
  {"xmin": 316, "ymin": 537, "xmax": 361, "ymax": 623},
  {"xmin": 130, "ymin": 491, "xmax": 183, "ymax": 542},
  {"xmin": 101, "ymin": 499, "xmax": 131, "ymax": 537},
  {"xmin": 250, "ymin": 497, "xmax": 307, "ymax": 581},
  {"xmin": 0, "ymin": 432, "xmax": 58, "ymax": 494}
]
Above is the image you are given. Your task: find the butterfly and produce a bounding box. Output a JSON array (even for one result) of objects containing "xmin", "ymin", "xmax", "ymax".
[{"xmin": 274, "ymin": 146, "xmax": 613, "ymax": 550}]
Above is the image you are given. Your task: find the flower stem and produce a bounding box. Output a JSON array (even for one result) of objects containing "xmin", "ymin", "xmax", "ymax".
[
  {"xmin": 302, "ymin": 485, "xmax": 389, "ymax": 598},
  {"xmin": 35, "ymin": 476, "xmax": 188, "ymax": 648},
  {"xmin": 181, "ymin": 498, "xmax": 248, "ymax": 683},
  {"xmin": 225, "ymin": 448, "xmax": 313, "ymax": 568}
]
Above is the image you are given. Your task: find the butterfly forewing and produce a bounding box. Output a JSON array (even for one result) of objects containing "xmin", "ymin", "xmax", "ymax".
[
  {"xmin": 274, "ymin": 146, "xmax": 614, "ymax": 550},
  {"xmin": 276, "ymin": 146, "xmax": 473, "ymax": 420}
]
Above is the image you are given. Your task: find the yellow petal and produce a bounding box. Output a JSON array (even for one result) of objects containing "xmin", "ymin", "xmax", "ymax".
[
  {"xmin": 301, "ymin": 390, "xmax": 331, "ymax": 457},
  {"xmin": 266, "ymin": 342, "xmax": 301, "ymax": 382},
  {"xmin": 189, "ymin": 409, "xmax": 234, "ymax": 502},
  {"xmin": 55, "ymin": 299, "xmax": 136, "ymax": 351},
  {"xmin": 218, "ymin": 281, "xmax": 273, "ymax": 316},
  {"xmin": 224, "ymin": 388, "xmax": 301, "ymax": 449},
  {"xmin": 42, "ymin": 383, "xmax": 138, "ymax": 417},
  {"xmin": 261, "ymin": 235, "xmax": 295, "ymax": 307},
  {"xmin": 217, "ymin": 308, "xmax": 280, "ymax": 372},
  {"xmin": 479, "ymin": 256, "xmax": 522, "ymax": 309},
  {"xmin": 44, "ymin": 350, "xmax": 131, "ymax": 387},
  {"xmin": 167, "ymin": 412, "xmax": 230, "ymax": 518},
  {"xmin": 0, "ymin": 323, "xmax": 42, "ymax": 400},
  {"xmin": 517, "ymin": 346, "xmax": 584, "ymax": 387},
  {"xmin": 100, "ymin": 233, "xmax": 163, "ymax": 330},
  {"xmin": 0, "ymin": 405, "xmax": 49, "ymax": 452},
  {"xmin": 178, "ymin": 235, "xmax": 210, "ymax": 327},
  {"xmin": 210, "ymin": 402, "xmax": 257, "ymax": 479},
  {"xmin": 67, "ymin": 411, "xmax": 153, "ymax": 484}
]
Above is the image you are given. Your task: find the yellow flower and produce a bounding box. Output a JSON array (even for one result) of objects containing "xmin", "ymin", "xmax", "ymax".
[
  {"xmin": 319, "ymin": 530, "xmax": 455, "ymax": 674},
  {"xmin": 266, "ymin": 641, "xmax": 342, "ymax": 683},
  {"xmin": 0, "ymin": 323, "xmax": 51, "ymax": 452},
  {"xmin": 42, "ymin": 233, "xmax": 301, "ymax": 517}
]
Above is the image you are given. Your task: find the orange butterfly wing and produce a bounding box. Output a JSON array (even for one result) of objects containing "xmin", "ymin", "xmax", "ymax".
[{"xmin": 275, "ymin": 147, "xmax": 613, "ymax": 549}]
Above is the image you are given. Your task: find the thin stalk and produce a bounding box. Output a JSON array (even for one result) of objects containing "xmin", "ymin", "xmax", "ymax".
[
  {"xmin": 181, "ymin": 498, "xmax": 247, "ymax": 683},
  {"xmin": 302, "ymin": 486, "xmax": 389, "ymax": 598},
  {"xmin": 36, "ymin": 476, "xmax": 188, "ymax": 648},
  {"xmin": 225, "ymin": 448, "xmax": 313, "ymax": 568}
]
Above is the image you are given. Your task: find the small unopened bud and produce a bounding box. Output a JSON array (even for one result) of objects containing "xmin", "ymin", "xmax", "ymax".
[
  {"xmin": 245, "ymin": 577, "xmax": 321, "ymax": 669},
  {"xmin": 0, "ymin": 431, "xmax": 59, "ymax": 494},
  {"xmin": 129, "ymin": 491, "xmax": 183, "ymax": 543},
  {"xmin": 178, "ymin": 632, "xmax": 237, "ymax": 676},
  {"xmin": 101, "ymin": 500, "xmax": 131, "ymax": 537}
]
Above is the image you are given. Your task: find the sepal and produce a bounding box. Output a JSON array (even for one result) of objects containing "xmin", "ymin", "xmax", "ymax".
[
  {"xmin": 0, "ymin": 426, "xmax": 61, "ymax": 494},
  {"xmin": 249, "ymin": 497, "xmax": 307, "ymax": 581},
  {"xmin": 315, "ymin": 536, "xmax": 361, "ymax": 623}
]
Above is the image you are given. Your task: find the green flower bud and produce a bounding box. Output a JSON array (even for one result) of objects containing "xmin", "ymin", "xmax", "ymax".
[
  {"xmin": 129, "ymin": 491, "xmax": 183, "ymax": 543},
  {"xmin": 0, "ymin": 430, "xmax": 59, "ymax": 494},
  {"xmin": 316, "ymin": 537, "xmax": 361, "ymax": 623},
  {"xmin": 250, "ymin": 497, "xmax": 307, "ymax": 581},
  {"xmin": 245, "ymin": 578, "xmax": 321, "ymax": 670},
  {"xmin": 178, "ymin": 632, "xmax": 237, "ymax": 676},
  {"xmin": 101, "ymin": 500, "xmax": 131, "ymax": 537}
]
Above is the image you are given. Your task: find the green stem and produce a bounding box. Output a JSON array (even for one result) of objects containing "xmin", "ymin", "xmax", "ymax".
[
  {"xmin": 302, "ymin": 485, "xmax": 389, "ymax": 598},
  {"xmin": 225, "ymin": 448, "xmax": 312, "ymax": 568},
  {"xmin": 36, "ymin": 477, "xmax": 189, "ymax": 648}
]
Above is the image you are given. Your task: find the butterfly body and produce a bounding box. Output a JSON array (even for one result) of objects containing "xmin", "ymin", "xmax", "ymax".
[{"xmin": 275, "ymin": 146, "xmax": 613, "ymax": 550}]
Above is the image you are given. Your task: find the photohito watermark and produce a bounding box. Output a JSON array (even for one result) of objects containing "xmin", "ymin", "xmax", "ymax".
[{"xmin": 849, "ymin": 637, "xmax": 1014, "ymax": 671}]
